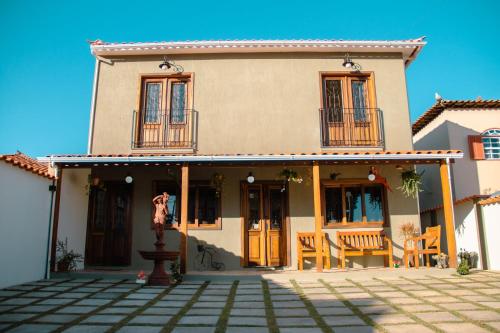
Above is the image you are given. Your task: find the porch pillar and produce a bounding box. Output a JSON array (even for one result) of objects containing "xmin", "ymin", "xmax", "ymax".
[
  {"xmin": 50, "ymin": 168, "xmax": 63, "ymax": 272},
  {"xmin": 312, "ymin": 162, "xmax": 324, "ymax": 272},
  {"xmin": 440, "ymin": 159, "xmax": 457, "ymax": 268},
  {"xmin": 180, "ymin": 164, "xmax": 189, "ymax": 274}
]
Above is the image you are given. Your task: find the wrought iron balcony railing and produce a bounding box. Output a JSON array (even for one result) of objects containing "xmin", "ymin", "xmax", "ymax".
[
  {"xmin": 132, "ymin": 109, "xmax": 197, "ymax": 149},
  {"xmin": 319, "ymin": 108, "xmax": 384, "ymax": 147}
]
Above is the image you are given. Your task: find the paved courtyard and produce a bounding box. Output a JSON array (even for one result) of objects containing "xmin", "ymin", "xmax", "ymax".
[{"xmin": 1, "ymin": 271, "xmax": 500, "ymax": 332}]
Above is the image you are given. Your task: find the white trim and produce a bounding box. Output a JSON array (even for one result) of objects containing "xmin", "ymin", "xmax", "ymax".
[
  {"xmin": 38, "ymin": 152, "xmax": 463, "ymax": 164},
  {"xmin": 87, "ymin": 59, "xmax": 100, "ymax": 154}
]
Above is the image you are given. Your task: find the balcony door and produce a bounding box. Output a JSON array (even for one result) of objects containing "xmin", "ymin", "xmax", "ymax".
[
  {"xmin": 243, "ymin": 183, "xmax": 288, "ymax": 267},
  {"xmin": 136, "ymin": 76, "xmax": 191, "ymax": 148},
  {"xmin": 321, "ymin": 74, "xmax": 379, "ymax": 146}
]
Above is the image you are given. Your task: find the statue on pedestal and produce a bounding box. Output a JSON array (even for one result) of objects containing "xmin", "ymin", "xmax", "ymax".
[{"xmin": 152, "ymin": 192, "xmax": 169, "ymax": 243}]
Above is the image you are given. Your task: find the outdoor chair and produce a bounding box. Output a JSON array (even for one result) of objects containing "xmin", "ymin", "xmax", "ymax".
[{"xmin": 403, "ymin": 225, "xmax": 441, "ymax": 268}]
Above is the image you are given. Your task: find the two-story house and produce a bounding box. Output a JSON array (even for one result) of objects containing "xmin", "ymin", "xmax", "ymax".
[
  {"xmin": 40, "ymin": 38, "xmax": 463, "ymax": 274},
  {"xmin": 414, "ymin": 98, "xmax": 500, "ymax": 269}
]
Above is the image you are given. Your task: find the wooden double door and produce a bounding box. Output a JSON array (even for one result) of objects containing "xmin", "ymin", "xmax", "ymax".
[
  {"xmin": 243, "ymin": 183, "xmax": 288, "ymax": 267},
  {"xmin": 85, "ymin": 182, "xmax": 133, "ymax": 266}
]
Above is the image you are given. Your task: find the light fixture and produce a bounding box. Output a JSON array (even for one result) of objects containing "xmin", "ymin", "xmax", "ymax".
[
  {"xmin": 159, "ymin": 56, "xmax": 184, "ymax": 73},
  {"xmin": 247, "ymin": 172, "xmax": 255, "ymax": 184},
  {"xmin": 342, "ymin": 53, "xmax": 355, "ymax": 68},
  {"xmin": 125, "ymin": 174, "xmax": 133, "ymax": 184},
  {"xmin": 368, "ymin": 167, "xmax": 376, "ymax": 181}
]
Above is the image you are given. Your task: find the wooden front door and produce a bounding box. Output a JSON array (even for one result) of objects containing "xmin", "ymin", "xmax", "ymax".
[
  {"xmin": 244, "ymin": 183, "xmax": 287, "ymax": 267},
  {"xmin": 85, "ymin": 182, "xmax": 133, "ymax": 266}
]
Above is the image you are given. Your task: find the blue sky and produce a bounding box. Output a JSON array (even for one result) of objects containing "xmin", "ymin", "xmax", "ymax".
[{"xmin": 0, "ymin": 0, "xmax": 499, "ymax": 156}]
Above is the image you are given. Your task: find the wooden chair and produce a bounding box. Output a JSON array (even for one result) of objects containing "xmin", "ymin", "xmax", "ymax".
[
  {"xmin": 337, "ymin": 231, "xmax": 393, "ymax": 269},
  {"xmin": 297, "ymin": 232, "xmax": 331, "ymax": 270},
  {"xmin": 404, "ymin": 225, "xmax": 441, "ymax": 268}
]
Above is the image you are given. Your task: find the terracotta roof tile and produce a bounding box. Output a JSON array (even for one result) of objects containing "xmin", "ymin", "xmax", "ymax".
[
  {"xmin": 412, "ymin": 99, "xmax": 500, "ymax": 135},
  {"xmin": 1, "ymin": 151, "xmax": 54, "ymax": 179},
  {"xmin": 478, "ymin": 195, "xmax": 500, "ymax": 206},
  {"xmin": 420, "ymin": 194, "xmax": 489, "ymax": 213}
]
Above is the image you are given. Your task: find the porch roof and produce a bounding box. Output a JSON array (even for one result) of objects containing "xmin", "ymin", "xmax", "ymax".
[{"xmin": 38, "ymin": 150, "xmax": 462, "ymax": 166}]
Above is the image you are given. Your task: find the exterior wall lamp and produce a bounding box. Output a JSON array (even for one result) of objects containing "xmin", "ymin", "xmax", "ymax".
[
  {"xmin": 342, "ymin": 53, "xmax": 361, "ymax": 71},
  {"xmin": 159, "ymin": 56, "xmax": 184, "ymax": 73},
  {"xmin": 125, "ymin": 174, "xmax": 133, "ymax": 184},
  {"xmin": 247, "ymin": 172, "xmax": 255, "ymax": 184}
]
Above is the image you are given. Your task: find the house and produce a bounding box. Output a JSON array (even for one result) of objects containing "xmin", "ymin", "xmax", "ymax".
[
  {"xmin": 38, "ymin": 38, "xmax": 463, "ymax": 274},
  {"xmin": 0, "ymin": 152, "xmax": 55, "ymax": 288},
  {"xmin": 413, "ymin": 98, "xmax": 500, "ymax": 269}
]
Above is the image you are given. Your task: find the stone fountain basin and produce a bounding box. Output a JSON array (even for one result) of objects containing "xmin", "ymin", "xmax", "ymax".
[{"xmin": 139, "ymin": 251, "xmax": 180, "ymax": 261}]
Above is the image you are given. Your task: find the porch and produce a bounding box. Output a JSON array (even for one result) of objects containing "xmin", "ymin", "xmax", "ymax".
[{"xmin": 42, "ymin": 150, "xmax": 462, "ymax": 275}]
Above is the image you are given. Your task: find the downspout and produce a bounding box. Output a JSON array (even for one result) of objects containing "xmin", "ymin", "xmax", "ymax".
[
  {"xmin": 45, "ymin": 164, "xmax": 58, "ymax": 279},
  {"xmin": 87, "ymin": 58, "xmax": 100, "ymax": 155}
]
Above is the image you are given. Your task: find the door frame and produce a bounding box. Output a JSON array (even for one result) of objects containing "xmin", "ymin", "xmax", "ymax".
[
  {"xmin": 240, "ymin": 181, "xmax": 291, "ymax": 267},
  {"xmin": 85, "ymin": 181, "xmax": 134, "ymax": 266}
]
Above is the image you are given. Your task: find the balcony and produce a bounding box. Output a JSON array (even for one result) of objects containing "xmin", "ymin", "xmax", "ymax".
[
  {"xmin": 132, "ymin": 109, "xmax": 197, "ymax": 149},
  {"xmin": 319, "ymin": 108, "xmax": 384, "ymax": 147}
]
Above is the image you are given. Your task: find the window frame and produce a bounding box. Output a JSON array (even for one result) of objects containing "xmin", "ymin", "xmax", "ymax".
[
  {"xmin": 321, "ymin": 178, "xmax": 389, "ymax": 229},
  {"xmin": 482, "ymin": 128, "xmax": 500, "ymax": 160},
  {"xmin": 187, "ymin": 181, "xmax": 222, "ymax": 230}
]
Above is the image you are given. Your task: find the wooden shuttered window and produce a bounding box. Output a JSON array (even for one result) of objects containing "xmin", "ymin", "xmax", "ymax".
[{"xmin": 468, "ymin": 135, "xmax": 485, "ymax": 160}]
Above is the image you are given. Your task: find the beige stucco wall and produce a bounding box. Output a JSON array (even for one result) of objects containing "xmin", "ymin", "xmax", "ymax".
[
  {"xmin": 91, "ymin": 53, "xmax": 414, "ymax": 155},
  {"xmin": 57, "ymin": 169, "xmax": 91, "ymax": 270},
  {"xmin": 415, "ymin": 109, "xmax": 500, "ymax": 210},
  {"xmin": 0, "ymin": 164, "xmax": 52, "ymax": 288},
  {"xmin": 88, "ymin": 164, "xmax": 419, "ymax": 271}
]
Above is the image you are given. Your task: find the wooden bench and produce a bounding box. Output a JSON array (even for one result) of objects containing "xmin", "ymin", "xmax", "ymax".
[
  {"xmin": 297, "ymin": 232, "xmax": 331, "ymax": 270},
  {"xmin": 404, "ymin": 225, "xmax": 441, "ymax": 268},
  {"xmin": 337, "ymin": 231, "xmax": 393, "ymax": 269}
]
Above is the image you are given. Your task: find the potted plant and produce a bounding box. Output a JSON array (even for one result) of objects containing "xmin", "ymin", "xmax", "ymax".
[
  {"xmin": 398, "ymin": 169, "xmax": 424, "ymax": 198},
  {"xmin": 457, "ymin": 248, "xmax": 473, "ymax": 275},
  {"xmin": 56, "ymin": 239, "xmax": 83, "ymax": 272}
]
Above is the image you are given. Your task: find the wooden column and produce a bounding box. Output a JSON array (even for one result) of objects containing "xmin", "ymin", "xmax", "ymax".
[
  {"xmin": 180, "ymin": 164, "xmax": 189, "ymax": 274},
  {"xmin": 50, "ymin": 168, "xmax": 63, "ymax": 272},
  {"xmin": 312, "ymin": 162, "xmax": 324, "ymax": 272},
  {"xmin": 440, "ymin": 159, "xmax": 457, "ymax": 268}
]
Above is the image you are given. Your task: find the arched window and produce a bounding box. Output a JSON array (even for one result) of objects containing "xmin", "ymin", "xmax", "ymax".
[{"xmin": 482, "ymin": 129, "xmax": 500, "ymax": 159}]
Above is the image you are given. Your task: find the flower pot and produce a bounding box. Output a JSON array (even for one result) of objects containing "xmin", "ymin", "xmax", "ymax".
[{"xmin": 57, "ymin": 261, "xmax": 70, "ymax": 272}]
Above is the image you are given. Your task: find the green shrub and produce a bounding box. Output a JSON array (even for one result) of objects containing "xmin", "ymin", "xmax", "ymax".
[{"xmin": 457, "ymin": 259, "xmax": 470, "ymax": 275}]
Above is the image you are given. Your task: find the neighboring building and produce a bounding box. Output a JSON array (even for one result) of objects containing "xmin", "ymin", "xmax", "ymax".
[
  {"xmin": 0, "ymin": 152, "xmax": 55, "ymax": 288},
  {"xmin": 413, "ymin": 98, "xmax": 500, "ymax": 269},
  {"xmin": 39, "ymin": 38, "xmax": 462, "ymax": 273}
]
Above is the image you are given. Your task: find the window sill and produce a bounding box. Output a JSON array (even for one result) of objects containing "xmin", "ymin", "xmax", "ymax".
[{"xmin": 323, "ymin": 222, "xmax": 384, "ymax": 229}]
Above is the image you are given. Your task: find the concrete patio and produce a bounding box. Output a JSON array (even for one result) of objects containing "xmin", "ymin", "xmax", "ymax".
[{"xmin": 0, "ymin": 270, "xmax": 499, "ymax": 333}]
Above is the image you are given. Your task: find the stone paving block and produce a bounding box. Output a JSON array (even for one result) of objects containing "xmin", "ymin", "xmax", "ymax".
[
  {"xmin": 273, "ymin": 308, "xmax": 310, "ymax": 316},
  {"xmin": 323, "ymin": 315, "xmax": 366, "ymax": 326},
  {"xmin": 172, "ymin": 327, "xmax": 216, "ymax": 333},
  {"xmin": 302, "ymin": 288, "xmax": 330, "ymax": 294},
  {"xmin": 444, "ymin": 302, "xmax": 480, "ymax": 310},
  {"xmin": 99, "ymin": 307, "xmax": 138, "ymax": 314},
  {"xmin": 234, "ymin": 295, "xmax": 263, "ymax": 301},
  {"xmin": 114, "ymin": 299, "xmax": 148, "ymax": 306},
  {"xmin": 458, "ymin": 310, "xmax": 500, "ymax": 321},
  {"xmin": 310, "ymin": 299, "xmax": 346, "ymax": 307},
  {"xmin": 75, "ymin": 299, "xmax": 112, "ymax": 306},
  {"xmin": 57, "ymin": 306, "xmax": 97, "ymax": 314},
  {"xmin": 316, "ymin": 307, "xmax": 353, "ymax": 315},
  {"xmin": 237, "ymin": 284, "xmax": 261, "ymax": 289},
  {"xmin": 414, "ymin": 311, "xmax": 462, "ymax": 322},
  {"xmin": 41, "ymin": 286, "xmax": 72, "ymax": 292},
  {"xmin": 90, "ymin": 292, "xmax": 124, "ymax": 299},
  {"xmin": 82, "ymin": 314, "xmax": 126, "ymax": 324},
  {"xmin": 22, "ymin": 291, "xmax": 57, "ymax": 298},
  {"xmin": 228, "ymin": 316, "xmax": 267, "ymax": 326},
  {"xmin": 276, "ymin": 317, "xmax": 316, "ymax": 326},
  {"xmin": 398, "ymin": 304, "xmax": 440, "ymax": 312},
  {"xmin": 349, "ymin": 299, "xmax": 386, "ymax": 306},
  {"xmin": 232, "ymin": 301, "xmax": 265, "ymax": 308},
  {"xmin": 0, "ymin": 305, "xmax": 16, "ymax": 312},
  {"xmin": 462, "ymin": 295, "xmax": 497, "ymax": 302},
  {"xmin": 303, "ymin": 293, "xmax": 338, "ymax": 300},
  {"xmin": 477, "ymin": 288, "xmax": 500, "ymax": 295},
  {"xmin": 374, "ymin": 291, "xmax": 409, "ymax": 298},
  {"xmin": 387, "ymin": 297, "xmax": 422, "ymax": 305},
  {"xmin": 56, "ymin": 293, "xmax": 90, "ymax": 299},
  {"xmin": 125, "ymin": 293, "xmax": 157, "ymax": 300},
  {"xmin": 106, "ymin": 288, "xmax": 135, "ymax": 293},
  {"xmin": 365, "ymin": 286, "xmax": 397, "ymax": 292},
  {"xmin": 117, "ymin": 326, "xmax": 162, "ymax": 333},
  {"xmin": 332, "ymin": 327, "xmax": 378, "ymax": 333},
  {"xmin": 338, "ymin": 292, "xmax": 372, "ymax": 300},
  {"xmin": 478, "ymin": 301, "xmax": 500, "ymax": 309},
  {"xmin": 192, "ymin": 301, "xmax": 227, "ymax": 308},
  {"xmin": 198, "ymin": 295, "xmax": 228, "ymax": 302},
  {"xmin": 36, "ymin": 314, "xmax": 80, "ymax": 323},
  {"xmin": 203, "ymin": 289, "xmax": 230, "ymax": 295},
  {"xmin": 272, "ymin": 301, "xmax": 305, "ymax": 308},
  {"xmin": 129, "ymin": 314, "xmax": 172, "ymax": 324},
  {"xmin": 154, "ymin": 300, "xmax": 187, "ymax": 307},
  {"xmin": 7, "ymin": 323, "xmax": 61, "ymax": 333},
  {"xmin": 235, "ymin": 289, "xmax": 262, "ymax": 295},
  {"xmin": 271, "ymin": 294, "xmax": 301, "ymax": 301},
  {"xmin": 230, "ymin": 308, "xmax": 266, "ymax": 316},
  {"xmin": 448, "ymin": 289, "xmax": 481, "ymax": 296},
  {"xmin": 384, "ymin": 324, "xmax": 434, "ymax": 333},
  {"xmin": 169, "ymin": 289, "xmax": 198, "ymax": 295},
  {"xmin": 409, "ymin": 290, "xmax": 443, "ymax": 297},
  {"xmin": 0, "ymin": 313, "xmax": 36, "ymax": 322},
  {"xmin": 357, "ymin": 305, "xmax": 398, "ymax": 314},
  {"xmin": 162, "ymin": 294, "xmax": 192, "ymax": 301},
  {"xmin": 435, "ymin": 323, "xmax": 490, "ymax": 333},
  {"xmin": 72, "ymin": 287, "xmax": 103, "ymax": 293},
  {"xmin": 39, "ymin": 298, "xmax": 76, "ymax": 305},
  {"xmin": 279, "ymin": 328, "xmax": 322, "ymax": 333},
  {"xmin": 136, "ymin": 288, "xmax": 164, "ymax": 293},
  {"xmin": 14, "ymin": 304, "xmax": 59, "ymax": 313},
  {"xmin": 6, "ymin": 285, "xmax": 38, "ymax": 291},
  {"xmin": 186, "ymin": 308, "xmax": 223, "ymax": 316},
  {"xmin": 368, "ymin": 314, "xmax": 415, "ymax": 324},
  {"xmin": 486, "ymin": 322, "xmax": 500, "ymax": 330},
  {"xmin": 0, "ymin": 290, "xmax": 23, "ymax": 297},
  {"xmin": 1, "ymin": 298, "xmax": 38, "ymax": 305},
  {"xmin": 178, "ymin": 315, "xmax": 219, "ymax": 325},
  {"xmin": 225, "ymin": 328, "xmax": 268, "ymax": 333}
]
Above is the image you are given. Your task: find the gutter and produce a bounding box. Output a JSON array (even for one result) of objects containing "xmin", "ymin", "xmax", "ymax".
[
  {"xmin": 86, "ymin": 58, "xmax": 100, "ymax": 155},
  {"xmin": 39, "ymin": 152, "xmax": 464, "ymax": 165}
]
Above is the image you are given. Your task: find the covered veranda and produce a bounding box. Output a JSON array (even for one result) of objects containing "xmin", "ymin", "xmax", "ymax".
[{"xmin": 40, "ymin": 150, "xmax": 463, "ymax": 274}]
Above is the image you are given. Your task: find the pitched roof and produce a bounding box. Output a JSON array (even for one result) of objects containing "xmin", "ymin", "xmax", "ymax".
[
  {"xmin": 89, "ymin": 38, "xmax": 427, "ymax": 66},
  {"xmin": 478, "ymin": 195, "xmax": 500, "ymax": 206},
  {"xmin": 420, "ymin": 194, "xmax": 489, "ymax": 213},
  {"xmin": 412, "ymin": 99, "xmax": 500, "ymax": 135},
  {"xmin": 0, "ymin": 151, "xmax": 54, "ymax": 179},
  {"xmin": 38, "ymin": 150, "xmax": 462, "ymax": 165}
]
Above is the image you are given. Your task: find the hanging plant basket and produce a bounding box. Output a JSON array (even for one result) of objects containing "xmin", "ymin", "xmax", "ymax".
[
  {"xmin": 398, "ymin": 170, "xmax": 424, "ymax": 198},
  {"xmin": 278, "ymin": 168, "xmax": 303, "ymax": 184},
  {"xmin": 210, "ymin": 173, "xmax": 225, "ymax": 197}
]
